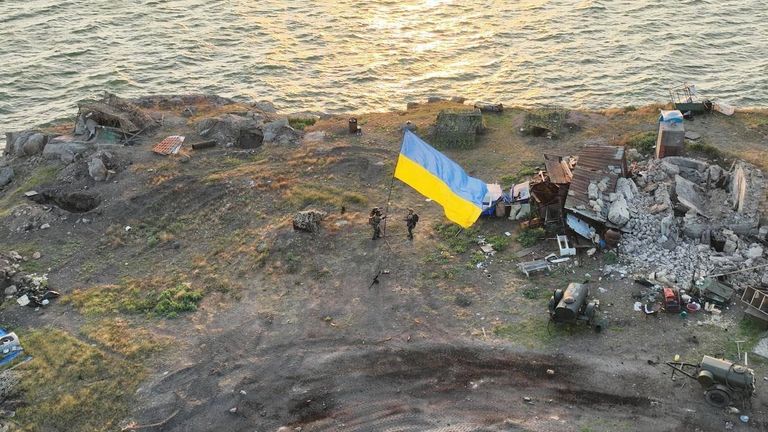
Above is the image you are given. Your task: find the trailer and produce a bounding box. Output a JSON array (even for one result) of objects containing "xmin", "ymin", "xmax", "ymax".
[{"xmin": 665, "ymin": 355, "xmax": 755, "ymax": 408}]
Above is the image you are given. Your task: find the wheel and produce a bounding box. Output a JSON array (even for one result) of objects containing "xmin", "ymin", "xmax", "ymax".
[{"xmin": 705, "ymin": 385, "xmax": 731, "ymax": 408}]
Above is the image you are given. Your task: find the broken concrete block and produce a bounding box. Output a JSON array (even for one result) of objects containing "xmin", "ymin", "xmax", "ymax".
[
  {"xmin": 607, "ymin": 195, "xmax": 630, "ymax": 227},
  {"xmin": 661, "ymin": 161, "xmax": 680, "ymax": 177},
  {"xmin": 724, "ymin": 239, "xmax": 738, "ymax": 254},
  {"xmin": 665, "ymin": 156, "xmax": 709, "ymax": 172},
  {"xmin": 674, "ymin": 175, "xmax": 707, "ymax": 217},
  {"xmin": 616, "ymin": 177, "xmax": 636, "ymax": 201},
  {"xmin": 746, "ymin": 244, "xmax": 764, "ymax": 259},
  {"xmin": 588, "ymin": 182, "xmax": 599, "ymax": 200}
]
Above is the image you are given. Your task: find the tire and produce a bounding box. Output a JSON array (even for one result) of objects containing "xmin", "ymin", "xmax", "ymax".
[{"xmin": 705, "ymin": 386, "xmax": 731, "ymax": 408}]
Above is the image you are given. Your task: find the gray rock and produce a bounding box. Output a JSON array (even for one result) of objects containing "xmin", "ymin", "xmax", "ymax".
[
  {"xmin": 0, "ymin": 166, "xmax": 13, "ymax": 187},
  {"xmin": 4, "ymin": 285, "xmax": 17, "ymax": 296},
  {"xmin": 43, "ymin": 139, "xmax": 90, "ymax": 162},
  {"xmin": 746, "ymin": 244, "xmax": 763, "ymax": 259},
  {"xmin": 22, "ymin": 133, "xmax": 47, "ymax": 155},
  {"xmin": 588, "ymin": 182, "xmax": 599, "ymax": 200},
  {"xmin": 674, "ymin": 175, "xmax": 707, "ymax": 217},
  {"xmin": 616, "ymin": 177, "xmax": 636, "ymax": 201},
  {"xmin": 88, "ymin": 157, "xmax": 107, "ymax": 181},
  {"xmin": 261, "ymin": 119, "xmax": 289, "ymax": 142},
  {"xmin": 660, "ymin": 214, "xmax": 674, "ymax": 238},
  {"xmin": 197, "ymin": 114, "xmax": 264, "ymax": 148},
  {"xmin": 608, "ymin": 195, "xmax": 630, "ymax": 227},
  {"xmin": 724, "ymin": 239, "xmax": 738, "ymax": 254},
  {"xmin": 252, "ymin": 101, "xmax": 277, "ymax": 113},
  {"xmin": 450, "ymin": 96, "xmax": 467, "ymax": 104},
  {"xmin": 665, "ymin": 156, "xmax": 709, "ymax": 172},
  {"xmin": 660, "ymin": 161, "xmax": 680, "ymax": 177}
]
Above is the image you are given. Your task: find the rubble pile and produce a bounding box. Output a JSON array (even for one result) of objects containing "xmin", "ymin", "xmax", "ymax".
[
  {"xmin": 1, "ymin": 252, "xmax": 58, "ymax": 308},
  {"xmin": 619, "ymin": 157, "xmax": 766, "ymax": 289}
]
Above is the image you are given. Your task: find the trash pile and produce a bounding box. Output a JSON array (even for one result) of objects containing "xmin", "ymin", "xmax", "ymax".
[
  {"xmin": 1, "ymin": 252, "xmax": 59, "ymax": 309},
  {"xmin": 619, "ymin": 156, "xmax": 766, "ymax": 290},
  {"xmin": 292, "ymin": 209, "xmax": 327, "ymax": 233}
]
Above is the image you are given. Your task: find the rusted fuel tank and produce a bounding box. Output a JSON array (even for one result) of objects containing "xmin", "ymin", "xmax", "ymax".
[{"xmin": 698, "ymin": 356, "xmax": 755, "ymax": 392}]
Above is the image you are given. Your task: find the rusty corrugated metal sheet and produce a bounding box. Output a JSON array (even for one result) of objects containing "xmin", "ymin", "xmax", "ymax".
[
  {"xmin": 543, "ymin": 154, "xmax": 573, "ymax": 184},
  {"xmin": 563, "ymin": 146, "xmax": 626, "ymax": 223}
]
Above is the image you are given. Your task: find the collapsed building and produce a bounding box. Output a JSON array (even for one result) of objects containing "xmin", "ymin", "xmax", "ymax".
[{"xmin": 524, "ymin": 138, "xmax": 767, "ymax": 313}]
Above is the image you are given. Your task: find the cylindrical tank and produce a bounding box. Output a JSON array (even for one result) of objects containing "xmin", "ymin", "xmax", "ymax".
[
  {"xmin": 699, "ymin": 356, "xmax": 755, "ymax": 392},
  {"xmin": 554, "ymin": 283, "xmax": 589, "ymax": 323}
]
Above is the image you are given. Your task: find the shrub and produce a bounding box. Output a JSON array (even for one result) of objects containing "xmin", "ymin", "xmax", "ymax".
[{"xmin": 516, "ymin": 227, "xmax": 545, "ymax": 247}]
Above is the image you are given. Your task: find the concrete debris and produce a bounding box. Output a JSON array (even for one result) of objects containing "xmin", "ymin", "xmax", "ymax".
[
  {"xmin": 620, "ymin": 156, "xmax": 765, "ymax": 290},
  {"xmin": 292, "ymin": 210, "xmax": 327, "ymax": 233},
  {"xmin": 607, "ymin": 195, "xmax": 630, "ymax": 227},
  {"xmin": 1, "ymin": 252, "xmax": 59, "ymax": 308}
]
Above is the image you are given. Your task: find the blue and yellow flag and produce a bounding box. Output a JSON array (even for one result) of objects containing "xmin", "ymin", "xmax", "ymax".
[{"xmin": 394, "ymin": 130, "xmax": 488, "ymax": 228}]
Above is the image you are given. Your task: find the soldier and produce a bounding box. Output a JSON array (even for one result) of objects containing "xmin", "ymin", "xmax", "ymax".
[
  {"xmin": 404, "ymin": 208, "xmax": 419, "ymax": 240},
  {"xmin": 369, "ymin": 207, "xmax": 386, "ymax": 240}
]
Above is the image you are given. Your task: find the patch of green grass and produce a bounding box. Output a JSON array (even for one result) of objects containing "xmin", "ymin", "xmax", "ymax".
[
  {"xmin": 492, "ymin": 318, "xmax": 563, "ymax": 349},
  {"xmin": 486, "ymin": 234, "xmax": 509, "ymax": 252},
  {"xmin": 516, "ymin": 227, "xmax": 545, "ymax": 247},
  {"xmin": 287, "ymin": 184, "xmax": 367, "ymax": 209},
  {"xmin": 67, "ymin": 277, "xmax": 204, "ymax": 319},
  {"xmin": 288, "ymin": 117, "xmax": 317, "ymax": 130},
  {"xmin": 15, "ymin": 328, "xmax": 145, "ymax": 432},
  {"xmin": 624, "ymin": 131, "xmax": 656, "ymax": 154},
  {"xmin": 521, "ymin": 286, "xmax": 549, "ymax": 300},
  {"xmin": 81, "ymin": 318, "xmax": 168, "ymax": 359},
  {"xmin": 500, "ymin": 162, "xmax": 539, "ymax": 187},
  {"xmin": 688, "ymin": 141, "xmax": 729, "ymax": 165},
  {"xmin": 434, "ymin": 223, "xmax": 476, "ymax": 254},
  {"xmin": 0, "ymin": 164, "xmax": 60, "ymax": 215}
]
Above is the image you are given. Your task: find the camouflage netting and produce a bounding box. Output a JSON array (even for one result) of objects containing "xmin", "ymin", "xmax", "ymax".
[
  {"xmin": 292, "ymin": 209, "xmax": 327, "ymax": 233},
  {"xmin": 433, "ymin": 109, "xmax": 484, "ymax": 149},
  {"xmin": 523, "ymin": 106, "xmax": 568, "ymax": 138}
]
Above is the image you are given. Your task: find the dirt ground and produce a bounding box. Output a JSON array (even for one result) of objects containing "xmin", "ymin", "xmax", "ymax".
[{"xmin": 2, "ymin": 98, "xmax": 768, "ymax": 432}]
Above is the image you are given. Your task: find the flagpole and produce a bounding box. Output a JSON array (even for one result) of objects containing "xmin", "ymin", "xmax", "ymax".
[{"xmin": 381, "ymin": 161, "xmax": 396, "ymax": 237}]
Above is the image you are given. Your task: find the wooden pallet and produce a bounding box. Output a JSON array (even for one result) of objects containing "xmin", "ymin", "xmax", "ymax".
[{"xmin": 741, "ymin": 286, "xmax": 768, "ymax": 321}]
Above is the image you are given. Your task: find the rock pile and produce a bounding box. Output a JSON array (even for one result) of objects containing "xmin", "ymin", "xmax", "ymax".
[{"xmin": 619, "ymin": 157, "xmax": 766, "ymax": 289}]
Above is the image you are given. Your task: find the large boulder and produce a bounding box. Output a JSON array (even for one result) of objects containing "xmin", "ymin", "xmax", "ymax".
[
  {"xmin": 292, "ymin": 210, "xmax": 327, "ymax": 233},
  {"xmin": 5, "ymin": 131, "xmax": 48, "ymax": 156},
  {"xmin": 22, "ymin": 133, "xmax": 47, "ymax": 156},
  {"xmin": 43, "ymin": 138, "xmax": 91, "ymax": 163},
  {"xmin": 196, "ymin": 114, "xmax": 264, "ymax": 149},
  {"xmin": 607, "ymin": 195, "xmax": 630, "ymax": 227},
  {"xmin": 262, "ymin": 119, "xmax": 298, "ymax": 145},
  {"xmin": 0, "ymin": 166, "xmax": 13, "ymax": 187}
]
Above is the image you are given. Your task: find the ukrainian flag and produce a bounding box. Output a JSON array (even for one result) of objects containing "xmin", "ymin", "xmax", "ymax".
[{"xmin": 394, "ymin": 130, "xmax": 488, "ymax": 228}]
